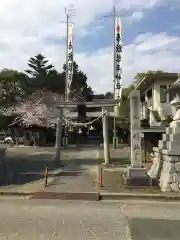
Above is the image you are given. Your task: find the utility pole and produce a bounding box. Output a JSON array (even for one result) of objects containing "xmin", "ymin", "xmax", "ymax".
[
  {"xmin": 63, "ymin": 12, "xmax": 69, "ymax": 149},
  {"xmin": 113, "ymin": 4, "xmax": 117, "ymax": 150},
  {"xmin": 55, "ymin": 5, "xmax": 75, "ymax": 164},
  {"xmin": 55, "ymin": 108, "xmax": 63, "ymax": 166},
  {"xmin": 102, "ymin": 108, "xmax": 110, "ymax": 164},
  {"xmin": 102, "ymin": 1, "xmax": 121, "ymax": 149},
  {"xmin": 63, "ymin": 5, "xmax": 75, "ymax": 148},
  {"xmin": 112, "ymin": 1, "xmax": 122, "ymax": 149}
]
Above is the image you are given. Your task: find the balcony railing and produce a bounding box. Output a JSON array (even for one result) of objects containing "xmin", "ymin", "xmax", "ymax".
[{"xmin": 140, "ymin": 102, "xmax": 148, "ymax": 119}]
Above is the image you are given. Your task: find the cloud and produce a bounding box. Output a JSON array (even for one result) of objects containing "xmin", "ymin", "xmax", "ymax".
[
  {"xmin": 115, "ymin": 0, "xmax": 163, "ymax": 11},
  {"xmin": 135, "ymin": 32, "xmax": 180, "ymax": 52},
  {"xmin": 131, "ymin": 11, "xmax": 144, "ymax": 21},
  {"xmin": 75, "ymin": 24, "xmax": 104, "ymax": 38},
  {"xmin": 0, "ymin": 0, "xmax": 164, "ymax": 40},
  {"xmin": 0, "ymin": 0, "xmax": 178, "ymax": 94},
  {"xmin": 75, "ymin": 32, "xmax": 180, "ymax": 93},
  {"xmin": 123, "ymin": 11, "xmax": 144, "ymax": 23}
]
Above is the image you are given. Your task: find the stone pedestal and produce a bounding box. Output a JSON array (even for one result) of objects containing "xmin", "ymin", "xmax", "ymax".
[
  {"xmin": 159, "ymin": 151, "xmax": 180, "ymax": 192},
  {"xmin": 129, "ymin": 90, "xmax": 141, "ymax": 168},
  {"xmin": 124, "ymin": 167, "xmax": 151, "ymax": 186},
  {"xmin": 124, "ymin": 90, "xmax": 150, "ymax": 186},
  {"xmin": 159, "ymin": 95, "xmax": 180, "ymax": 192},
  {"xmin": 149, "ymin": 94, "xmax": 180, "ymax": 192},
  {"xmin": 147, "ymin": 147, "xmax": 162, "ymax": 186}
]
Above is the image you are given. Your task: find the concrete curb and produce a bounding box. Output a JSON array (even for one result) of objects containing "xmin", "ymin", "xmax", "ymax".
[
  {"xmin": 1, "ymin": 190, "xmax": 180, "ymax": 201},
  {"xmin": 100, "ymin": 192, "xmax": 180, "ymax": 201},
  {"xmin": 0, "ymin": 191, "xmax": 34, "ymax": 196}
]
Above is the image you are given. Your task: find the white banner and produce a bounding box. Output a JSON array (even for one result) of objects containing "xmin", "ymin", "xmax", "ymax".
[
  {"xmin": 114, "ymin": 16, "xmax": 122, "ymax": 101},
  {"xmin": 67, "ymin": 23, "xmax": 73, "ymax": 100}
]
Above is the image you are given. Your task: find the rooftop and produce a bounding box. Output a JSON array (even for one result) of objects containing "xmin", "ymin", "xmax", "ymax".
[
  {"xmin": 169, "ymin": 75, "xmax": 180, "ymax": 93},
  {"xmin": 135, "ymin": 72, "xmax": 178, "ymax": 93}
]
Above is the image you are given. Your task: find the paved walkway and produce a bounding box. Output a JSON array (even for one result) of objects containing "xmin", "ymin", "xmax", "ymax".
[{"xmin": 40, "ymin": 148, "xmax": 99, "ymax": 193}]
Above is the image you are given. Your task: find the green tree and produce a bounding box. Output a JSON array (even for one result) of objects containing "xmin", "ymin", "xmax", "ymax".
[
  {"xmin": 45, "ymin": 69, "xmax": 65, "ymax": 94},
  {"xmin": 93, "ymin": 94, "xmax": 105, "ymax": 99},
  {"xmin": 63, "ymin": 61, "xmax": 94, "ymax": 101},
  {"xmin": 23, "ymin": 54, "xmax": 56, "ymax": 93},
  {"xmin": 105, "ymin": 92, "xmax": 113, "ymax": 99},
  {"xmin": 25, "ymin": 54, "xmax": 53, "ymax": 77}
]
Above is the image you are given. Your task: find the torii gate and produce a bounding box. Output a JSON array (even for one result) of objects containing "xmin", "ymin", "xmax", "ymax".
[{"xmin": 55, "ymin": 99, "xmax": 119, "ymax": 166}]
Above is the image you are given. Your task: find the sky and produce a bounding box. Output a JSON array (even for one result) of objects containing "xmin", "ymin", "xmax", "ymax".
[{"xmin": 0, "ymin": 0, "xmax": 180, "ymax": 94}]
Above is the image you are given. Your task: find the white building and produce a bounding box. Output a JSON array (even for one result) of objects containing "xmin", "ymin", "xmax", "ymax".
[{"xmin": 135, "ymin": 72, "xmax": 178, "ymax": 128}]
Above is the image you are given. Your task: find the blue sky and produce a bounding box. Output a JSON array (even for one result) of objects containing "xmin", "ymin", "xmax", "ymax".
[
  {"xmin": 0, "ymin": 0, "xmax": 180, "ymax": 93},
  {"xmin": 74, "ymin": 5, "xmax": 180, "ymax": 52}
]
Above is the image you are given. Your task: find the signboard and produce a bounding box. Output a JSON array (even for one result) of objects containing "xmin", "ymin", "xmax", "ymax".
[
  {"xmin": 130, "ymin": 90, "xmax": 141, "ymax": 168},
  {"xmin": 67, "ymin": 23, "xmax": 73, "ymax": 100},
  {"xmin": 114, "ymin": 16, "xmax": 122, "ymax": 101}
]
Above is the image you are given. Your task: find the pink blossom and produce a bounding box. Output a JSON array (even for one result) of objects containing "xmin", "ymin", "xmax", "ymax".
[{"xmin": 13, "ymin": 90, "xmax": 64, "ymax": 128}]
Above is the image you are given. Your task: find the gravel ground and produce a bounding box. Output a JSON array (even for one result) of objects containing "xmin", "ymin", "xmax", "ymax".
[{"xmin": 0, "ymin": 199, "xmax": 180, "ymax": 239}]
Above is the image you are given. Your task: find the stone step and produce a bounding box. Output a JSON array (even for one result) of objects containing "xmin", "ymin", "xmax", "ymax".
[
  {"xmin": 166, "ymin": 127, "xmax": 172, "ymax": 134},
  {"xmin": 158, "ymin": 140, "xmax": 166, "ymax": 149},
  {"xmin": 162, "ymin": 133, "xmax": 169, "ymax": 141},
  {"xmin": 169, "ymin": 133, "xmax": 180, "ymax": 142},
  {"xmin": 166, "ymin": 141, "xmax": 179, "ymax": 151}
]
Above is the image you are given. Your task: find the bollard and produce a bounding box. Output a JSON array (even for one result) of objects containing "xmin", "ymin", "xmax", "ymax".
[
  {"xmin": 44, "ymin": 166, "xmax": 48, "ymax": 188},
  {"xmin": 99, "ymin": 164, "xmax": 103, "ymax": 187}
]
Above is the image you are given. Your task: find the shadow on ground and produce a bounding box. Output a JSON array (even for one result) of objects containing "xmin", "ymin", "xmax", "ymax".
[
  {"xmin": 0, "ymin": 173, "xmax": 43, "ymax": 187},
  {"xmin": 48, "ymin": 170, "xmax": 84, "ymax": 188},
  {"xmin": 44, "ymin": 161, "xmax": 98, "ymax": 193},
  {"xmin": 6, "ymin": 154, "xmax": 58, "ymax": 173},
  {"xmin": 130, "ymin": 218, "xmax": 180, "ymax": 240},
  {"xmin": 3, "ymin": 146, "xmax": 100, "ymax": 187},
  {"xmin": 2, "ymin": 149, "xmax": 58, "ymax": 186}
]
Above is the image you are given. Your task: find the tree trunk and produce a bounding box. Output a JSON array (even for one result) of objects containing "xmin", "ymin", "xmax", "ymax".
[
  {"xmin": 14, "ymin": 128, "xmax": 19, "ymax": 145},
  {"xmin": 11, "ymin": 128, "xmax": 16, "ymax": 142},
  {"xmin": 24, "ymin": 131, "xmax": 32, "ymax": 146},
  {"xmin": 38, "ymin": 129, "xmax": 46, "ymax": 146}
]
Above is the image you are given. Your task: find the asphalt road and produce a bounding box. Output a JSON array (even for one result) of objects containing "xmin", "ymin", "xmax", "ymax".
[{"xmin": 0, "ymin": 199, "xmax": 180, "ymax": 239}]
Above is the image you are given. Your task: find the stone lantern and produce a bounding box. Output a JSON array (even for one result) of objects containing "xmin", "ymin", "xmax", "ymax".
[
  {"xmin": 168, "ymin": 75, "xmax": 180, "ymax": 127},
  {"xmin": 148, "ymin": 74, "xmax": 180, "ymax": 192}
]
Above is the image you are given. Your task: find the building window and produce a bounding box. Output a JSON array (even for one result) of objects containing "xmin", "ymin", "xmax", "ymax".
[
  {"xmin": 160, "ymin": 85, "xmax": 167, "ymax": 103},
  {"xmin": 169, "ymin": 85, "xmax": 175, "ymax": 102}
]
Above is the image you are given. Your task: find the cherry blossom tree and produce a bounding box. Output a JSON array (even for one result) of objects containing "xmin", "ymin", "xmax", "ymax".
[{"xmin": 12, "ymin": 90, "xmax": 64, "ymax": 128}]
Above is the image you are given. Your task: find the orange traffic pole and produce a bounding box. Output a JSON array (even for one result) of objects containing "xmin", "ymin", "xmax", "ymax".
[
  {"xmin": 44, "ymin": 166, "xmax": 48, "ymax": 188},
  {"xmin": 99, "ymin": 164, "xmax": 103, "ymax": 187}
]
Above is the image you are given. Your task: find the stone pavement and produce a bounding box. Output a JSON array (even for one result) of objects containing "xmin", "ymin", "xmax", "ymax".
[
  {"xmin": 31, "ymin": 148, "xmax": 100, "ymax": 200},
  {"xmin": 42, "ymin": 166, "xmax": 97, "ymax": 193},
  {"xmin": 130, "ymin": 218, "xmax": 180, "ymax": 240},
  {"xmin": 5, "ymin": 145, "xmax": 180, "ymax": 202},
  {"xmin": 0, "ymin": 177, "xmax": 55, "ymax": 195},
  {"xmin": 0, "ymin": 199, "xmax": 180, "ymax": 239},
  {"xmin": 0, "ymin": 147, "xmax": 100, "ymax": 198}
]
